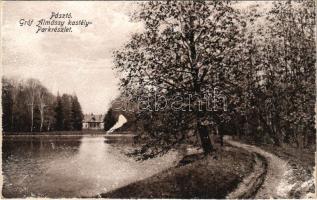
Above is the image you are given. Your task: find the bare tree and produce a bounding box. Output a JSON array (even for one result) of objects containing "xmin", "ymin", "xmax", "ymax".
[
  {"xmin": 26, "ymin": 79, "xmax": 40, "ymax": 132},
  {"xmin": 38, "ymin": 87, "xmax": 48, "ymax": 132}
]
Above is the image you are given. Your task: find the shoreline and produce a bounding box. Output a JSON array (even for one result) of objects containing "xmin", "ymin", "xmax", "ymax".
[
  {"xmin": 96, "ymin": 145, "xmax": 254, "ymax": 199},
  {"xmin": 2, "ymin": 132, "xmax": 136, "ymax": 138}
]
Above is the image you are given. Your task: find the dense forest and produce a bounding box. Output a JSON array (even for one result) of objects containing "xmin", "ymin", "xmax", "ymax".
[
  {"xmin": 2, "ymin": 77, "xmax": 84, "ymax": 132},
  {"xmin": 110, "ymin": 0, "xmax": 315, "ymax": 158}
]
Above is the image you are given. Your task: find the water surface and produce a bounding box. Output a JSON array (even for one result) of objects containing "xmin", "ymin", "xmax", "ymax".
[{"xmin": 2, "ymin": 134, "xmax": 179, "ymax": 198}]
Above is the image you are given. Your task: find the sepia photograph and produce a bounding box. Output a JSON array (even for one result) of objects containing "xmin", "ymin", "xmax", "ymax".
[{"xmin": 1, "ymin": 0, "xmax": 316, "ymax": 199}]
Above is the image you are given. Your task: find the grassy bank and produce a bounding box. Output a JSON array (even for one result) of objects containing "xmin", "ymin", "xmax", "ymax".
[
  {"xmin": 239, "ymin": 139, "xmax": 315, "ymax": 175},
  {"xmin": 259, "ymin": 144, "xmax": 315, "ymax": 172},
  {"xmin": 98, "ymin": 145, "xmax": 254, "ymax": 198}
]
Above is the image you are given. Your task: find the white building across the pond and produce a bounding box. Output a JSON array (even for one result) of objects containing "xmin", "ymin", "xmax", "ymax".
[{"xmin": 82, "ymin": 113, "xmax": 105, "ymax": 130}]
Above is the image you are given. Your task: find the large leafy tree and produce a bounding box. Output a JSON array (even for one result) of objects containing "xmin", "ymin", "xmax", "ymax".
[
  {"xmin": 113, "ymin": 1, "xmax": 244, "ymax": 158},
  {"xmin": 230, "ymin": 0, "xmax": 315, "ymax": 146},
  {"xmin": 259, "ymin": 1, "xmax": 315, "ymax": 146}
]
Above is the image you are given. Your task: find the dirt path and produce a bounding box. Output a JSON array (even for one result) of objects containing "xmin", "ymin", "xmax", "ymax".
[
  {"xmin": 226, "ymin": 152, "xmax": 267, "ymax": 199},
  {"xmin": 225, "ymin": 138, "xmax": 294, "ymax": 198}
]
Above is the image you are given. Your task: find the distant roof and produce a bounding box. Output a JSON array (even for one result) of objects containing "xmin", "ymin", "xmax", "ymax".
[{"xmin": 83, "ymin": 114, "xmax": 104, "ymax": 123}]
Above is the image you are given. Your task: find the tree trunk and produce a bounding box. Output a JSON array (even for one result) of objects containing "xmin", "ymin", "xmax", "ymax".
[
  {"xmin": 39, "ymin": 106, "xmax": 44, "ymax": 132},
  {"xmin": 11, "ymin": 114, "xmax": 14, "ymax": 132},
  {"xmin": 220, "ymin": 133, "xmax": 224, "ymax": 146},
  {"xmin": 198, "ymin": 124, "xmax": 213, "ymax": 155},
  {"xmin": 30, "ymin": 104, "xmax": 34, "ymax": 132},
  {"xmin": 215, "ymin": 125, "xmax": 224, "ymax": 146},
  {"xmin": 40, "ymin": 113, "xmax": 44, "ymax": 132}
]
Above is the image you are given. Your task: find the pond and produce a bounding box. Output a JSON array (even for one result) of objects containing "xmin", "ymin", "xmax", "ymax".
[{"xmin": 2, "ymin": 134, "xmax": 179, "ymax": 198}]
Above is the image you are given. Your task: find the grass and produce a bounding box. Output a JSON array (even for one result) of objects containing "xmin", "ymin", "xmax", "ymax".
[
  {"xmin": 98, "ymin": 145, "xmax": 254, "ymax": 199},
  {"xmin": 259, "ymin": 144, "xmax": 315, "ymax": 172},
  {"xmin": 239, "ymin": 138, "xmax": 315, "ymax": 174}
]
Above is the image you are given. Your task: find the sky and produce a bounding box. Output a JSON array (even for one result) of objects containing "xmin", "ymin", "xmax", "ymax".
[
  {"xmin": 2, "ymin": 1, "xmax": 143, "ymax": 114},
  {"xmin": 1, "ymin": 1, "xmax": 271, "ymax": 114}
]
